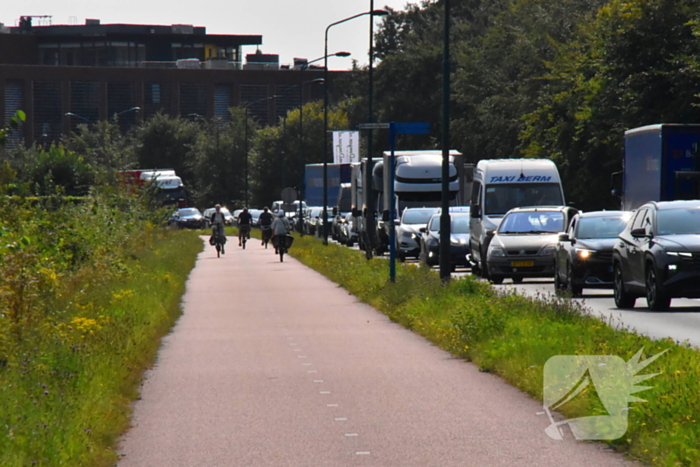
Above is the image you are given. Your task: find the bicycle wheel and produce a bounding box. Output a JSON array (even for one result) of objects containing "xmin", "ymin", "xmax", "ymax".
[
  {"xmin": 242, "ymin": 236, "xmax": 246, "ymax": 249},
  {"xmin": 216, "ymin": 243, "xmax": 221, "ymax": 258},
  {"xmin": 279, "ymin": 247, "xmax": 284, "ymax": 262}
]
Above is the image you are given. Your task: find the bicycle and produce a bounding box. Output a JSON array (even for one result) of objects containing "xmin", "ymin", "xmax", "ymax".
[
  {"xmin": 210, "ymin": 224, "xmax": 226, "ymax": 258},
  {"xmin": 261, "ymin": 225, "xmax": 272, "ymax": 248},
  {"xmin": 239, "ymin": 224, "xmax": 251, "ymax": 249},
  {"xmin": 272, "ymin": 234, "xmax": 293, "ymax": 262}
]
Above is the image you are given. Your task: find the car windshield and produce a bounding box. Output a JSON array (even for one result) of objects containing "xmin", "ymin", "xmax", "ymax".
[
  {"xmin": 429, "ymin": 217, "xmax": 440, "ymax": 232},
  {"xmin": 484, "ymin": 183, "xmax": 563, "ymax": 216},
  {"xmin": 178, "ymin": 208, "xmax": 200, "ymax": 216},
  {"xmin": 657, "ymin": 207, "xmax": 700, "ymax": 235},
  {"xmin": 577, "ymin": 216, "xmax": 627, "ymax": 239},
  {"xmin": 498, "ymin": 211, "xmax": 564, "ymax": 234},
  {"xmin": 451, "ymin": 215, "xmax": 470, "ymax": 234},
  {"xmin": 403, "ymin": 210, "xmax": 436, "ymax": 225}
]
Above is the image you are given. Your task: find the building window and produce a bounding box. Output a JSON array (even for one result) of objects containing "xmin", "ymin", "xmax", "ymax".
[{"xmin": 33, "ymin": 81, "xmax": 62, "ymax": 143}]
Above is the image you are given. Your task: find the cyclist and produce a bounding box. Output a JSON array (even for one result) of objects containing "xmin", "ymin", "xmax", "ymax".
[
  {"xmin": 258, "ymin": 206, "xmax": 274, "ymax": 246},
  {"xmin": 210, "ymin": 204, "xmax": 227, "ymax": 254},
  {"xmin": 271, "ymin": 211, "xmax": 292, "ymax": 254},
  {"xmin": 237, "ymin": 207, "xmax": 253, "ymax": 246}
]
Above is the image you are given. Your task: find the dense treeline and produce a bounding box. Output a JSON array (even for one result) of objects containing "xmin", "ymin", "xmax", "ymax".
[
  {"xmin": 1, "ymin": 105, "xmax": 350, "ymax": 210},
  {"xmin": 340, "ymin": 0, "xmax": 700, "ymax": 210},
  {"xmin": 4, "ymin": 0, "xmax": 700, "ymax": 212}
]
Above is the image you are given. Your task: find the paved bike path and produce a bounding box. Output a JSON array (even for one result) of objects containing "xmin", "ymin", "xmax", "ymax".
[{"xmin": 118, "ymin": 237, "xmax": 634, "ymax": 466}]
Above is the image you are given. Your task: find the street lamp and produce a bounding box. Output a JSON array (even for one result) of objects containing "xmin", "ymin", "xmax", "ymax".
[
  {"xmin": 299, "ymin": 53, "xmax": 349, "ymax": 233},
  {"xmin": 439, "ymin": 0, "xmax": 452, "ymax": 282},
  {"xmin": 242, "ymin": 95, "xmax": 279, "ymax": 207},
  {"xmin": 323, "ymin": 9, "xmax": 388, "ymax": 244},
  {"xmin": 64, "ymin": 112, "xmax": 90, "ymax": 123},
  {"xmin": 113, "ymin": 106, "xmax": 141, "ymax": 119}
]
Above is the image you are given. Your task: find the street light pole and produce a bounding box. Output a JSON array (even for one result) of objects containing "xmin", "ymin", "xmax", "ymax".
[
  {"xmin": 323, "ymin": 9, "xmax": 388, "ymax": 245},
  {"xmin": 299, "ymin": 54, "xmax": 348, "ymax": 234},
  {"xmin": 439, "ymin": 0, "xmax": 452, "ymax": 282},
  {"xmin": 241, "ymin": 95, "xmax": 280, "ymax": 207}
]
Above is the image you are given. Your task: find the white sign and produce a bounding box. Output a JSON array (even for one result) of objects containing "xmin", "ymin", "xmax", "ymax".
[
  {"xmin": 358, "ymin": 123, "xmax": 390, "ymax": 129},
  {"xmin": 332, "ymin": 131, "xmax": 360, "ymax": 164}
]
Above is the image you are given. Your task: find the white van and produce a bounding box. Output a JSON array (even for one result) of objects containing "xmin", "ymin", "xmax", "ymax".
[{"xmin": 469, "ymin": 159, "xmax": 566, "ymax": 278}]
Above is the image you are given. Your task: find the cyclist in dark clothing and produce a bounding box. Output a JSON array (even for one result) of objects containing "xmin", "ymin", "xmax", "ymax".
[
  {"xmin": 237, "ymin": 208, "xmax": 253, "ymax": 246},
  {"xmin": 258, "ymin": 207, "xmax": 274, "ymax": 246}
]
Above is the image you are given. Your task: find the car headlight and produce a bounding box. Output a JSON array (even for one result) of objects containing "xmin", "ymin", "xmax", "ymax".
[
  {"xmin": 575, "ymin": 248, "xmax": 595, "ymax": 260},
  {"xmin": 488, "ymin": 246, "xmax": 505, "ymax": 257},
  {"xmin": 667, "ymin": 251, "xmax": 693, "ymax": 258},
  {"xmin": 427, "ymin": 238, "xmax": 438, "ymax": 247},
  {"xmin": 450, "ymin": 237, "xmax": 467, "ymax": 246}
]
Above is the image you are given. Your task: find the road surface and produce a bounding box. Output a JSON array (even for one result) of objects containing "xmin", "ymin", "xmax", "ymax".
[{"xmin": 118, "ymin": 237, "xmax": 634, "ymax": 466}]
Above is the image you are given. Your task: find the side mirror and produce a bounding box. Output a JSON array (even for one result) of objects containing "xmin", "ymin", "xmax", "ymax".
[
  {"xmin": 486, "ymin": 229, "xmax": 496, "ymax": 237},
  {"xmin": 558, "ymin": 233, "xmax": 570, "ymax": 242},
  {"xmin": 630, "ymin": 227, "xmax": 649, "ymax": 238},
  {"xmin": 470, "ymin": 205, "xmax": 481, "ymax": 218},
  {"xmin": 419, "ymin": 227, "xmax": 426, "ymax": 233},
  {"xmin": 352, "ymin": 208, "xmax": 361, "ymax": 217},
  {"xmin": 332, "ymin": 207, "xmax": 338, "ymax": 216},
  {"xmin": 382, "ymin": 210, "xmax": 390, "ymax": 222}
]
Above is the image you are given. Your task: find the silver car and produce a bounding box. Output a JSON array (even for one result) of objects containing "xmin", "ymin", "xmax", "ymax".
[
  {"xmin": 396, "ymin": 207, "xmax": 439, "ymax": 261},
  {"xmin": 486, "ymin": 206, "xmax": 578, "ymax": 284}
]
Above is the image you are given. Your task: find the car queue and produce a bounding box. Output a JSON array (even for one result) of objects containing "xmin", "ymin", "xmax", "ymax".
[{"xmin": 167, "ymin": 181, "xmax": 700, "ymax": 312}]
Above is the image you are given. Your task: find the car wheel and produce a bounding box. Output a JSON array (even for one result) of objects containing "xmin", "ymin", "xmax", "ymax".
[
  {"xmin": 397, "ymin": 253, "xmax": 406, "ymax": 263},
  {"xmin": 481, "ymin": 247, "xmax": 491, "ymax": 280},
  {"xmin": 613, "ymin": 263, "xmax": 636, "ymax": 309},
  {"xmin": 553, "ymin": 260, "xmax": 563, "ymax": 294},
  {"xmin": 512, "ymin": 276, "xmax": 523, "ymax": 284},
  {"xmin": 490, "ymin": 275, "xmax": 504, "ymax": 285},
  {"xmin": 646, "ymin": 265, "xmax": 671, "ymax": 311},
  {"xmin": 566, "ymin": 263, "xmax": 582, "ymax": 297}
]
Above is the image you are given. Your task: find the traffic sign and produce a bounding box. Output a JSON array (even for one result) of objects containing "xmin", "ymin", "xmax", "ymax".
[
  {"xmin": 281, "ymin": 187, "xmax": 297, "ymax": 204},
  {"xmin": 394, "ymin": 122, "xmax": 430, "ymax": 135}
]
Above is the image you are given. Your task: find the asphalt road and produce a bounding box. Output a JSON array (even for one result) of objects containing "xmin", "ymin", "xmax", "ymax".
[{"xmin": 118, "ymin": 236, "xmax": 634, "ymax": 466}]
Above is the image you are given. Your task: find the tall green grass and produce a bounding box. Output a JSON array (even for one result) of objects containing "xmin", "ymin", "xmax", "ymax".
[
  {"xmin": 290, "ymin": 235, "xmax": 700, "ymax": 467},
  {"xmin": 0, "ymin": 191, "xmax": 202, "ymax": 466}
]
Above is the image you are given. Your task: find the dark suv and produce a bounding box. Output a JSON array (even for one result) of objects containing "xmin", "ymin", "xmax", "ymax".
[{"xmin": 613, "ymin": 200, "xmax": 700, "ymax": 311}]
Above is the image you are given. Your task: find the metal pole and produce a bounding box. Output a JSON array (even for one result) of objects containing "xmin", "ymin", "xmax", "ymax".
[
  {"xmin": 299, "ymin": 65, "xmax": 305, "ymax": 234},
  {"xmin": 439, "ymin": 0, "xmax": 451, "ymax": 282},
  {"xmin": 323, "ymin": 30, "xmax": 330, "ymax": 245},
  {"xmin": 365, "ymin": 0, "xmax": 376, "ymax": 259},
  {"xmin": 323, "ymin": 11, "xmax": 382, "ymax": 245},
  {"xmin": 389, "ymin": 124, "xmax": 397, "ymax": 282},
  {"xmin": 245, "ymin": 108, "xmax": 249, "ymax": 207}
]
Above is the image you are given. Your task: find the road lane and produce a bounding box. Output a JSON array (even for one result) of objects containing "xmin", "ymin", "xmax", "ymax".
[{"xmin": 118, "ymin": 237, "xmax": 634, "ymax": 466}]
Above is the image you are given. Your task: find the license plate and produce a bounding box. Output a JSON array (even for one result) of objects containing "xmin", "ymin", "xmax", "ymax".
[{"xmin": 511, "ymin": 261, "xmax": 534, "ymax": 268}]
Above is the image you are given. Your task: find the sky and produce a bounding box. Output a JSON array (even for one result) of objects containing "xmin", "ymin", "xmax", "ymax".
[{"xmin": 3, "ymin": 0, "xmax": 415, "ymax": 70}]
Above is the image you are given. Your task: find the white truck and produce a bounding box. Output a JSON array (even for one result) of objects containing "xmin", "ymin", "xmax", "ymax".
[
  {"xmin": 469, "ymin": 159, "xmax": 566, "ymax": 278},
  {"xmin": 369, "ymin": 150, "xmax": 469, "ymax": 254}
]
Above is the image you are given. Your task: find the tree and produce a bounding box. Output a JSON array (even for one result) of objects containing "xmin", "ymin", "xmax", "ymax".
[
  {"xmin": 250, "ymin": 101, "xmax": 349, "ymax": 208},
  {"xmin": 191, "ymin": 108, "xmax": 253, "ymax": 208},
  {"xmin": 522, "ymin": 0, "xmax": 700, "ymax": 210},
  {"xmin": 132, "ymin": 113, "xmax": 200, "ymax": 184}
]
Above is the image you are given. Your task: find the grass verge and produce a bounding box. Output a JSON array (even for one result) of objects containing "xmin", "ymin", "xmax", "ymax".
[
  {"xmin": 289, "ymin": 234, "xmax": 699, "ymax": 467},
  {"xmin": 0, "ymin": 229, "xmax": 202, "ymax": 466}
]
